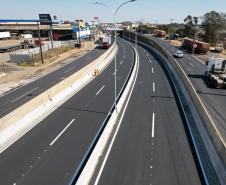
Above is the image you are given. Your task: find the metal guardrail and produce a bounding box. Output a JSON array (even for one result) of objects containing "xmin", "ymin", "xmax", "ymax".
[
  {"xmin": 123, "ymin": 32, "xmax": 221, "ymax": 185},
  {"xmin": 68, "ymin": 39, "xmax": 137, "ymax": 185}
]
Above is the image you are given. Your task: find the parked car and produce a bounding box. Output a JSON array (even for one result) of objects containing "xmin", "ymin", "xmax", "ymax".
[{"xmin": 174, "ymin": 50, "xmax": 184, "ymax": 58}]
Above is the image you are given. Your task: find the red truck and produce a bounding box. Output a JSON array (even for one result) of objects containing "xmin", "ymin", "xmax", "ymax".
[
  {"xmin": 182, "ymin": 37, "xmax": 210, "ymax": 53},
  {"xmin": 154, "ymin": 30, "xmax": 166, "ymax": 38}
]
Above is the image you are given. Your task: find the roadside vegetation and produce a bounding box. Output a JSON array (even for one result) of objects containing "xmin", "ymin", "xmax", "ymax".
[{"xmin": 173, "ymin": 11, "xmax": 226, "ymax": 45}]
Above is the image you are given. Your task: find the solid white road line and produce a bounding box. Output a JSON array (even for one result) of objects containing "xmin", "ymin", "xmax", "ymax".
[
  {"xmin": 151, "ymin": 113, "xmax": 155, "ymax": 138},
  {"xmin": 113, "ymin": 69, "xmax": 118, "ymax": 76},
  {"xmin": 191, "ymin": 54, "xmax": 205, "ymax": 65},
  {"xmin": 87, "ymin": 56, "xmax": 92, "ymax": 60},
  {"xmin": 153, "ymin": 82, "xmax": 156, "ymax": 93},
  {"xmin": 50, "ymin": 118, "xmax": 75, "ymax": 146},
  {"xmin": 94, "ymin": 47, "xmax": 140, "ymax": 185},
  {"xmin": 11, "ymin": 87, "xmax": 39, "ymax": 103},
  {"xmin": 64, "ymin": 66, "xmax": 77, "ymax": 73},
  {"xmin": 96, "ymin": 85, "xmax": 105, "ymax": 96}
]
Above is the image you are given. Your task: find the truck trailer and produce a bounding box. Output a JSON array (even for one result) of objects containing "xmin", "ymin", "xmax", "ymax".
[
  {"xmin": 154, "ymin": 30, "xmax": 166, "ymax": 38},
  {"xmin": 102, "ymin": 36, "xmax": 112, "ymax": 49},
  {"xmin": 205, "ymin": 57, "xmax": 226, "ymax": 88},
  {"xmin": 182, "ymin": 37, "xmax": 210, "ymax": 53},
  {"xmin": 0, "ymin": 32, "xmax": 10, "ymax": 40}
]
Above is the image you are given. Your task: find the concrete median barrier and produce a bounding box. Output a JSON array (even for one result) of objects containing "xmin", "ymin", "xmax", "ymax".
[{"xmin": 0, "ymin": 43, "xmax": 117, "ymax": 153}]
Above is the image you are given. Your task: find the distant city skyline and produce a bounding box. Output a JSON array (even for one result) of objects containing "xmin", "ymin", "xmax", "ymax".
[{"xmin": 0, "ymin": 0, "xmax": 225, "ymax": 24}]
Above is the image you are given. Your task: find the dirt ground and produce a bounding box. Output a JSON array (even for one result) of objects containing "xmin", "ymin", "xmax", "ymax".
[
  {"xmin": 0, "ymin": 41, "xmax": 96, "ymax": 95},
  {"xmin": 0, "ymin": 39, "xmax": 22, "ymax": 48}
]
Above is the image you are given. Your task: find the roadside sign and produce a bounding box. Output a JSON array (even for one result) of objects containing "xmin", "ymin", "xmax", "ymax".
[
  {"xmin": 39, "ymin": 14, "xmax": 52, "ymax": 25},
  {"xmin": 73, "ymin": 27, "xmax": 78, "ymax": 33},
  {"xmin": 193, "ymin": 43, "xmax": 197, "ymax": 48}
]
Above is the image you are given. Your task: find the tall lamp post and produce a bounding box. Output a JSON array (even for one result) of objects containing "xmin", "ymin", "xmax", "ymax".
[{"xmin": 94, "ymin": 0, "xmax": 136, "ymax": 112}]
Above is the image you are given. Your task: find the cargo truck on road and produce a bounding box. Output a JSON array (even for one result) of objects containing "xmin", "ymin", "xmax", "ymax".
[
  {"xmin": 205, "ymin": 57, "xmax": 226, "ymax": 88},
  {"xmin": 102, "ymin": 36, "xmax": 112, "ymax": 49},
  {"xmin": 182, "ymin": 37, "xmax": 210, "ymax": 54}
]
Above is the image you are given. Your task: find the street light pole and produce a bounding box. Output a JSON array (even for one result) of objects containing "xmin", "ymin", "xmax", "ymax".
[
  {"xmin": 94, "ymin": 0, "xmax": 136, "ymax": 112},
  {"xmin": 169, "ymin": 18, "xmax": 174, "ymax": 42},
  {"xmin": 37, "ymin": 21, "xmax": 44, "ymax": 64}
]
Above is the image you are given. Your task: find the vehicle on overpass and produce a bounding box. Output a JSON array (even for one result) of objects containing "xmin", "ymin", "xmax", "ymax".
[{"xmin": 205, "ymin": 57, "xmax": 226, "ymax": 88}]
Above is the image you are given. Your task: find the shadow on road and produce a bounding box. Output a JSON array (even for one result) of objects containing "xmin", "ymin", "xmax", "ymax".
[
  {"xmin": 197, "ymin": 90, "xmax": 226, "ymax": 97},
  {"xmin": 150, "ymin": 95, "xmax": 174, "ymax": 99},
  {"xmin": 60, "ymin": 106, "xmax": 108, "ymax": 115},
  {"xmin": 188, "ymin": 74, "xmax": 205, "ymax": 79}
]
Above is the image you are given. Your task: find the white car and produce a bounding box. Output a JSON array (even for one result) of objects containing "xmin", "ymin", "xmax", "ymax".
[{"xmin": 174, "ymin": 50, "xmax": 184, "ymax": 58}]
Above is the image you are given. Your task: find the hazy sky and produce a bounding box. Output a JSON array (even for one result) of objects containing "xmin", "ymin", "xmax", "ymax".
[{"xmin": 0, "ymin": 0, "xmax": 226, "ymax": 24}]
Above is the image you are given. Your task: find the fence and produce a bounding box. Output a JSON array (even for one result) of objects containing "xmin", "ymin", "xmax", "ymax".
[{"xmin": 9, "ymin": 41, "xmax": 75, "ymax": 64}]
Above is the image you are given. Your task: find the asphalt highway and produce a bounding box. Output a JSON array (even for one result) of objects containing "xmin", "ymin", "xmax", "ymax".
[
  {"xmin": 92, "ymin": 42, "xmax": 201, "ymax": 185},
  {"xmin": 0, "ymin": 38, "xmax": 134, "ymax": 185},
  {"xmin": 152, "ymin": 37, "xmax": 226, "ymax": 143},
  {"xmin": 0, "ymin": 46, "xmax": 105, "ymax": 118}
]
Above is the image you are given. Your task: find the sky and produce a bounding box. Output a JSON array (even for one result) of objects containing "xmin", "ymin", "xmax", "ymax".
[{"xmin": 0, "ymin": 0, "xmax": 226, "ymax": 24}]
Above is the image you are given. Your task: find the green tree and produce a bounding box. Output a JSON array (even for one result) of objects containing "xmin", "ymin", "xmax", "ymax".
[
  {"xmin": 183, "ymin": 15, "xmax": 197, "ymax": 38},
  {"xmin": 202, "ymin": 11, "xmax": 226, "ymax": 44}
]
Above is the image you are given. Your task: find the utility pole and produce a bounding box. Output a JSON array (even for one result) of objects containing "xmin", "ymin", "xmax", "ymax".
[
  {"xmin": 50, "ymin": 24, "xmax": 54, "ymax": 49},
  {"xmin": 169, "ymin": 18, "xmax": 174, "ymax": 42},
  {"xmin": 37, "ymin": 22, "xmax": 44, "ymax": 64}
]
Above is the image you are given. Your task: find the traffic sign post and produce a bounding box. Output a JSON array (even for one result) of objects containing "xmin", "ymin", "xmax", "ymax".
[
  {"xmin": 37, "ymin": 22, "xmax": 44, "ymax": 64},
  {"xmin": 193, "ymin": 43, "xmax": 197, "ymax": 48},
  {"xmin": 39, "ymin": 14, "xmax": 52, "ymax": 25},
  {"xmin": 192, "ymin": 43, "xmax": 197, "ymax": 54},
  {"xmin": 39, "ymin": 14, "xmax": 53, "ymax": 49}
]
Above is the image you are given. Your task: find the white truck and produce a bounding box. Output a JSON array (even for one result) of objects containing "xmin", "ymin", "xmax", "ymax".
[
  {"xmin": 102, "ymin": 36, "xmax": 112, "ymax": 49},
  {"xmin": 210, "ymin": 43, "xmax": 224, "ymax": 53},
  {"xmin": 20, "ymin": 34, "xmax": 33, "ymax": 39},
  {"xmin": 205, "ymin": 57, "xmax": 226, "ymax": 88},
  {"xmin": 0, "ymin": 32, "xmax": 10, "ymax": 39}
]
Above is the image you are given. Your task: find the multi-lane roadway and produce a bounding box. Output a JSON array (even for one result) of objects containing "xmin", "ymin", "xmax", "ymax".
[
  {"xmin": 152, "ymin": 37, "xmax": 226, "ymax": 143},
  {"xmin": 0, "ymin": 47, "xmax": 105, "ymax": 118},
  {"xmin": 90, "ymin": 41, "xmax": 201, "ymax": 185},
  {"xmin": 0, "ymin": 38, "xmax": 134, "ymax": 185},
  {"xmin": 0, "ymin": 38, "xmax": 201, "ymax": 185}
]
